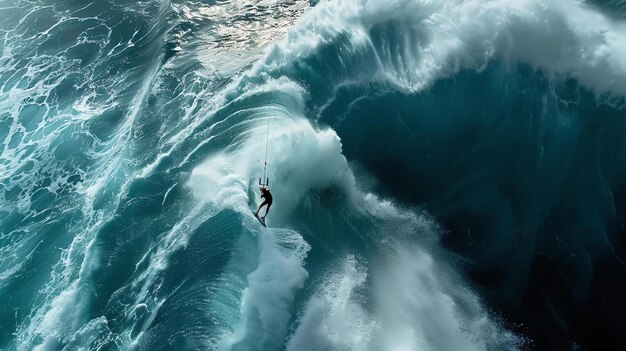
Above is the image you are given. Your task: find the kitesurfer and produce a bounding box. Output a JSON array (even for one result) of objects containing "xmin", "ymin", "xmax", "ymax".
[{"xmin": 255, "ymin": 186, "xmax": 273, "ymax": 222}]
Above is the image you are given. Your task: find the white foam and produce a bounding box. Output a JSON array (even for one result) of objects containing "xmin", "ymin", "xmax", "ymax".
[
  {"xmin": 220, "ymin": 228, "xmax": 310, "ymax": 350},
  {"xmin": 188, "ymin": 78, "xmax": 356, "ymax": 220},
  {"xmin": 287, "ymin": 256, "xmax": 377, "ymax": 351},
  {"xmin": 287, "ymin": 248, "xmax": 520, "ymax": 351},
  {"xmin": 372, "ymin": 245, "xmax": 520, "ymax": 351},
  {"xmin": 247, "ymin": 0, "xmax": 626, "ymax": 96}
]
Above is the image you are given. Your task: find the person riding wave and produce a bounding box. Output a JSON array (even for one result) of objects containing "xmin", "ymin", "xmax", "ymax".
[{"xmin": 255, "ymin": 186, "xmax": 272, "ymax": 222}]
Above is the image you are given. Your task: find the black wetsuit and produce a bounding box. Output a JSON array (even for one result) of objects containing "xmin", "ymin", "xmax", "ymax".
[
  {"xmin": 261, "ymin": 189, "xmax": 273, "ymax": 208},
  {"xmin": 259, "ymin": 188, "xmax": 273, "ymax": 217}
]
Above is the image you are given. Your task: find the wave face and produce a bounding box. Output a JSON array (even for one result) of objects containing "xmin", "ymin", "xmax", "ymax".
[{"xmin": 1, "ymin": 0, "xmax": 625, "ymax": 350}]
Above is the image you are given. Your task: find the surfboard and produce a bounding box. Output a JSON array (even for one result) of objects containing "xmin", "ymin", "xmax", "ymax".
[{"xmin": 253, "ymin": 211, "xmax": 267, "ymax": 227}]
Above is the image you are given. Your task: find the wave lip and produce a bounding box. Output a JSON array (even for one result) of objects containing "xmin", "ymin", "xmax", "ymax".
[{"xmin": 245, "ymin": 0, "xmax": 626, "ymax": 100}]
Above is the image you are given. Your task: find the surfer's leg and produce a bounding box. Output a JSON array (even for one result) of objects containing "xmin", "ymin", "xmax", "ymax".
[
  {"xmin": 256, "ymin": 200, "xmax": 268, "ymax": 215},
  {"xmin": 262, "ymin": 203, "xmax": 272, "ymax": 220}
]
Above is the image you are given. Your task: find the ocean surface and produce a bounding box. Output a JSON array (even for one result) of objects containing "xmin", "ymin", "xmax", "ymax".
[{"xmin": 1, "ymin": 0, "xmax": 626, "ymax": 350}]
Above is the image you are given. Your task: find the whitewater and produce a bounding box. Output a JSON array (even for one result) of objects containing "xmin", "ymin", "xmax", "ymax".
[{"xmin": 1, "ymin": 0, "xmax": 626, "ymax": 350}]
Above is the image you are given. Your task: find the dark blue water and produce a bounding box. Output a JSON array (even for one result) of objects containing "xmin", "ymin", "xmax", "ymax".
[{"xmin": 1, "ymin": 0, "xmax": 626, "ymax": 350}]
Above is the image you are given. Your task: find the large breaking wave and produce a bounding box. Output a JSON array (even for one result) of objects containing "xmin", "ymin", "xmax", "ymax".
[{"xmin": 1, "ymin": 0, "xmax": 625, "ymax": 350}]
